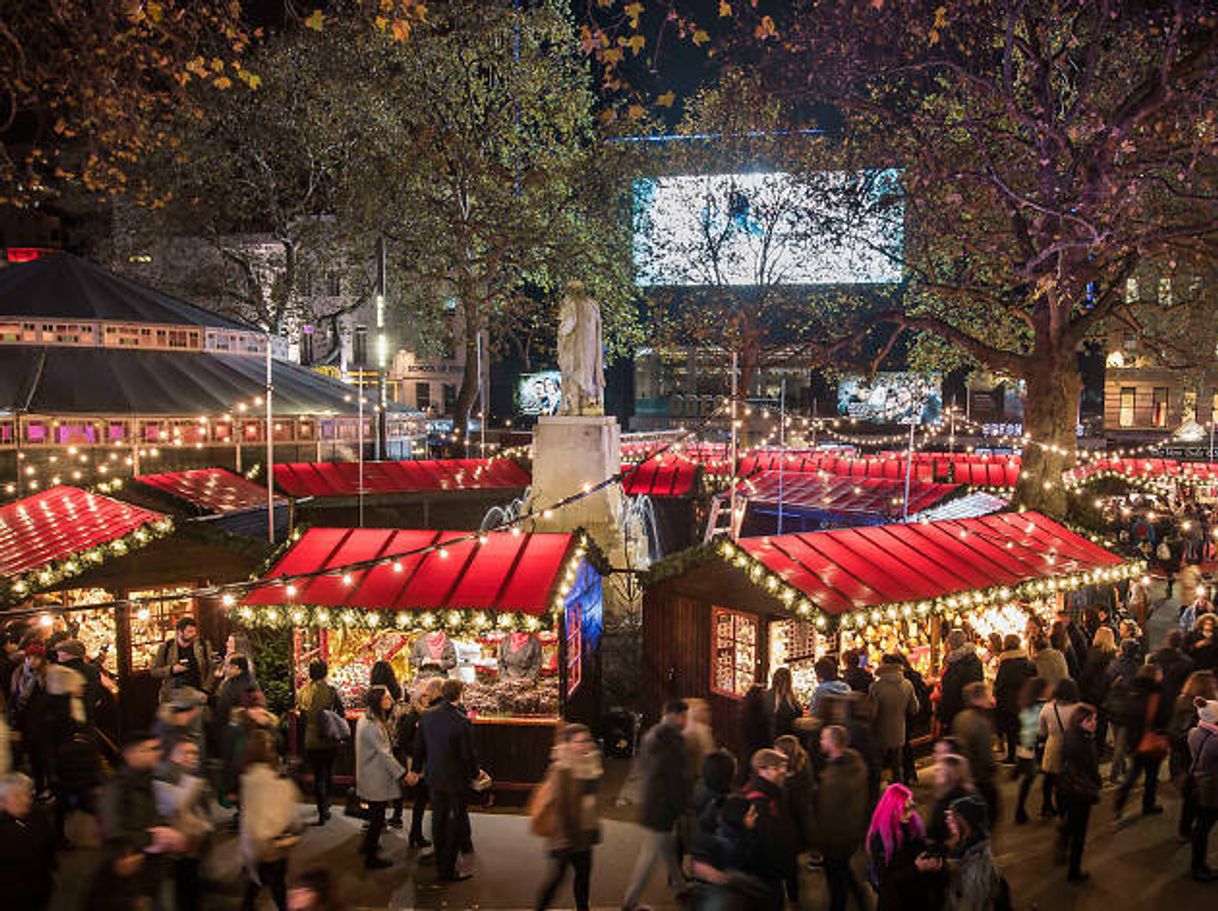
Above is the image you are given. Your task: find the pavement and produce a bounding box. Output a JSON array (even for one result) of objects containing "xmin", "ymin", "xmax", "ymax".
[{"xmin": 49, "ymin": 573, "xmax": 1217, "ymax": 910}]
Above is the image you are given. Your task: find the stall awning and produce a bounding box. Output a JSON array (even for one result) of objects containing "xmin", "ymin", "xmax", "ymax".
[
  {"xmin": 135, "ymin": 468, "xmax": 284, "ymax": 514},
  {"xmin": 721, "ymin": 511, "xmax": 1126, "ymax": 618},
  {"xmin": 737, "ymin": 471, "xmax": 958, "ymax": 518},
  {"xmin": 622, "ymin": 457, "xmax": 699, "ymax": 497},
  {"xmin": 909, "ymin": 491, "xmax": 1009, "ymax": 523},
  {"xmin": 0, "ymin": 485, "xmax": 169, "ymax": 581},
  {"xmin": 271, "ymin": 458, "xmax": 530, "ymax": 498},
  {"xmin": 243, "ymin": 527, "xmax": 579, "ymax": 614}
]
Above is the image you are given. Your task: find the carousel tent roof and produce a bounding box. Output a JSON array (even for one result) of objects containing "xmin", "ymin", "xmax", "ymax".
[
  {"xmin": 729, "ymin": 511, "xmax": 1124, "ymax": 617},
  {"xmin": 135, "ymin": 467, "xmax": 284, "ymax": 514},
  {"xmin": 736, "ymin": 471, "xmax": 958, "ymax": 518},
  {"xmin": 243, "ymin": 527, "xmax": 578, "ymax": 614},
  {"xmin": 0, "ymin": 346, "xmax": 376, "ymax": 416},
  {"xmin": 0, "ymin": 253, "xmax": 253, "ymax": 329},
  {"xmin": 621, "ymin": 457, "xmax": 699, "ymax": 497},
  {"xmin": 271, "ymin": 458, "xmax": 531, "ymax": 498},
  {"xmin": 0, "ymin": 485, "xmax": 167, "ymax": 578},
  {"xmin": 909, "ymin": 491, "xmax": 1009, "ymax": 523}
]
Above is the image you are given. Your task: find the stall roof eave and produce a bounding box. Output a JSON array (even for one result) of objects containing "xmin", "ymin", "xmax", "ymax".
[
  {"xmin": 271, "ymin": 458, "xmax": 531, "ymax": 498},
  {"xmin": 134, "ymin": 467, "xmax": 286, "ymax": 514}
]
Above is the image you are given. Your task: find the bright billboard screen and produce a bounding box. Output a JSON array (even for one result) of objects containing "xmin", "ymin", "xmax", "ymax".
[
  {"xmin": 838, "ymin": 372, "xmax": 942, "ymax": 425},
  {"xmin": 517, "ymin": 371, "xmax": 562, "ymax": 417},
  {"xmin": 633, "ymin": 170, "xmax": 903, "ymax": 287}
]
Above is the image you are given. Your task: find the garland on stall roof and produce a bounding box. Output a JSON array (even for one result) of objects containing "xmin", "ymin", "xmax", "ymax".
[
  {"xmin": 645, "ymin": 538, "xmax": 1143, "ymax": 636},
  {"xmin": 232, "ymin": 602, "xmax": 559, "ymax": 636},
  {"xmin": 2, "ymin": 516, "xmax": 175, "ymax": 605}
]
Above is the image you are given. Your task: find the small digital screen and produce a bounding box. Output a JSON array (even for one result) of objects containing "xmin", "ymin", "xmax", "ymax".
[{"xmin": 517, "ymin": 371, "xmax": 562, "ymax": 416}]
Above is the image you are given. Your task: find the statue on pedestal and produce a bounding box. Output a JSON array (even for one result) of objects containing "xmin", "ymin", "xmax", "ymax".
[{"xmin": 557, "ymin": 280, "xmax": 604, "ymax": 416}]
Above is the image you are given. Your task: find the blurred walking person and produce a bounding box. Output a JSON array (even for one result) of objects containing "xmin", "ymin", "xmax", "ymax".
[
  {"xmin": 239, "ymin": 730, "xmax": 303, "ymax": 911},
  {"xmin": 1057, "ymin": 705, "xmax": 1101, "ymax": 883},
  {"xmin": 532, "ymin": 723, "xmax": 603, "ymax": 911}
]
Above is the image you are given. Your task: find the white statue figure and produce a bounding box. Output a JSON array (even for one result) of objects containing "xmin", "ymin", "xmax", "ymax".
[{"xmin": 557, "ymin": 280, "xmax": 604, "ymax": 415}]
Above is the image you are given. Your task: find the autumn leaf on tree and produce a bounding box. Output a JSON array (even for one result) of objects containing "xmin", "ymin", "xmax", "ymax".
[
  {"xmin": 656, "ymin": 90, "xmax": 676, "ymax": 107},
  {"xmin": 627, "ymin": 103, "xmax": 646, "ymax": 119},
  {"xmin": 692, "ymin": 29, "xmax": 710, "ymax": 46},
  {"xmin": 392, "ymin": 19, "xmax": 412, "ymax": 41},
  {"xmin": 720, "ymin": 0, "xmax": 732, "ymax": 16},
  {"xmin": 619, "ymin": 33, "xmax": 646, "ymax": 55},
  {"xmin": 625, "ymin": 2, "xmax": 644, "ymax": 29},
  {"xmin": 755, "ymin": 15, "xmax": 777, "ymax": 40},
  {"xmin": 304, "ymin": 9, "xmax": 325, "ymax": 31}
]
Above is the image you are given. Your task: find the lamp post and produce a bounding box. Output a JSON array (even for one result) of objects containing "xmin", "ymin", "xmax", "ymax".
[{"xmin": 265, "ymin": 336, "xmax": 274, "ymax": 543}]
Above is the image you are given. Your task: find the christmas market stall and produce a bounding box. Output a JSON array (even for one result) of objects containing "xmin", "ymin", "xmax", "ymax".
[
  {"xmin": 621, "ymin": 454, "xmax": 702, "ymax": 557},
  {"xmin": 642, "ymin": 511, "xmax": 1136, "ymax": 753},
  {"xmin": 132, "ymin": 467, "xmax": 289, "ymax": 539},
  {"xmin": 238, "ymin": 527, "xmax": 605, "ymax": 788},
  {"xmin": 271, "ymin": 457, "xmax": 531, "ymax": 530},
  {"xmin": 0, "ymin": 484, "xmax": 274, "ymax": 731}
]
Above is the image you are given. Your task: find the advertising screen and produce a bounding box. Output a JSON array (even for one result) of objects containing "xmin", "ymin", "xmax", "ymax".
[
  {"xmin": 837, "ymin": 373, "xmax": 942, "ymax": 425},
  {"xmin": 517, "ymin": 371, "xmax": 562, "ymax": 416},
  {"xmin": 633, "ymin": 170, "xmax": 903, "ymax": 287}
]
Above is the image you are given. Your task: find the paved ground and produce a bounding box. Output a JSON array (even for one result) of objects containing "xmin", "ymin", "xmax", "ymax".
[{"xmin": 49, "ymin": 574, "xmax": 1215, "ymax": 910}]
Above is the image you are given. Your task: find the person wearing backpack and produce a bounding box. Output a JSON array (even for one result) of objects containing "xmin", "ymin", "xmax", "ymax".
[
  {"xmin": 1187, "ymin": 698, "xmax": 1218, "ymax": 881},
  {"xmin": 298, "ymin": 660, "xmax": 345, "ymax": 827},
  {"xmin": 530, "ymin": 723, "xmax": 603, "ymax": 911}
]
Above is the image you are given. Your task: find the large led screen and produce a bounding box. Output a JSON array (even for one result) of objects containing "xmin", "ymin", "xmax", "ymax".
[
  {"xmin": 633, "ymin": 170, "xmax": 903, "ymax": 287},
  {"xmin": 838, "ymin": 372, "xmax": 942, "ymax": 425},
  {"xmin": 517, "ymin": 371, "xmax": 562, "ymax": 416}
]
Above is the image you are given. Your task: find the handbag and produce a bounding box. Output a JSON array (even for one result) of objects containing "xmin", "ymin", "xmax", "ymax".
[
  {"xmin": 526, "ymin": 770, "xmax": 559, "ymax": 838},
  {"xmin": 320, "ymin": 708, "xmax": 351, "ymax": 744},
  {"xmin": 1135, "ymin": 694, "xmax": 1169, "ymax": 759}
]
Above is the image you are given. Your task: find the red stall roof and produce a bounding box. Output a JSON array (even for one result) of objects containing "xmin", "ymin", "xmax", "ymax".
[
  {"xmin": 271, "ymin": 458, "xmax": 531, "ymax": 498},
  {"xmin": 136, "ymin": 467, "xmax": 284, "ymax": 514},
  {"xmin": 737, "ymin": 471, "xmax": 959, "ymax": 517},
  {"xmin": 622, "ymin": 457, "xmax": 699, "ymax": 497},
  {"xmin": 731, "ymin": 511, "xmax": 1124, "ymax": 616},
  {"xmin": 244, "ymin": 528, "xmax": 578, "ymax": 615},
  {"xmin": 0, "ymin": 485, "xmax": 168, "ymax": 579}
]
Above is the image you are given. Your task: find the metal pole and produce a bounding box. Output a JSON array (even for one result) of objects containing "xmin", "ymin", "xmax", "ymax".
[
  {"xmin": 949, "ymin": 402, "xmax": 956, "ymax": 453},
  {"xmin": 811, "ymin": 398, "xmax": 817, "ymax": 450},
  {"xmin": 477, "ymin": 332, "xmax": 486, "ymax": 459},
  {"xmin": 778, "ymin": 377, "xmax": 786, "ymax": 536},
  {"xmin": 729, "ymin": 352, "xmax": 739, "ymax": 540},
  {"xmin": 358, "ymin": 386, "xmax": 365, "ymax": 528},
  {"xmin": 14, "ymin": 412, "xmax": 21, "ymax": 498},
  {"xmin": 265, "ymin": 338, "xmax": 274, "ymax": 543},
  {"xmin": 375, "ymin": 236, "xmax": 388, "ymax": 460},
  {"xmin": 1210, "ymin": 418, "xmax": 1214, "ymax": 462},
  {"xmin": 902, "ymin": 419, "xmax": 915, "ymax": 521}
]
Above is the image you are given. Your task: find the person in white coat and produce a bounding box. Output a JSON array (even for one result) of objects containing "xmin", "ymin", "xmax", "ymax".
[
  {"xmin": 239, "ymin": 729, "xmax": 301, "ymax": 911},
  {"xmin": 357, "ymin": 685, "xmax": 407, "ymax": 870}
]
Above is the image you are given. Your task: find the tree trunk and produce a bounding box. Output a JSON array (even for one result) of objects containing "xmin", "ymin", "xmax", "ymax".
[
  {"xmin": 450, "ymin": 312, "xmax": 480, "ymax": 455},
  {"xmin": 1012, "ymin": 354, "xmax": 1080, "ymax": 516}
]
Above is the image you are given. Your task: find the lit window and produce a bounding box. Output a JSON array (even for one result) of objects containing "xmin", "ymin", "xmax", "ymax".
[
  {"xmin": 1118, "ymin": 387, "xmax": 1136, "ymax": 428},
  {"xmin": 711, "ymin": 606, "xmax": 758, "ymax": 698},
  {"xmin": 1153, "ymin": 387, "xmax": 1169, "ymax": 427},
  {"xmin": 565, "ymin": 602, "xmax": 582, "ymax": 697}
]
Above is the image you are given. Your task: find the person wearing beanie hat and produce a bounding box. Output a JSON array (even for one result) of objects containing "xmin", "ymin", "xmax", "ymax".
[
  {"xmin": 944, "ymin": 794, "xmax": 1008, "ymax": 910},
  {"xmin": 1187, "ymin": 697, "xmax": 1218, "ymax": 881},
  {"xmin": 939, "ymin": 630, "xmax": 983, "ymax": 729}
]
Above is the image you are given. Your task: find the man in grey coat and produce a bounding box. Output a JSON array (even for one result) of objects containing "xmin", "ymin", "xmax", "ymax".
[{"xmin": 870, "ymin": 655, "xmax": 919, "ymax": 784}]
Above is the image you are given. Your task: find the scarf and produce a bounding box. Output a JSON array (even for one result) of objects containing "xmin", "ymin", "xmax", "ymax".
[{"xmin": 425, "ymin": 632, "xmax": 447, "ymax": 660}]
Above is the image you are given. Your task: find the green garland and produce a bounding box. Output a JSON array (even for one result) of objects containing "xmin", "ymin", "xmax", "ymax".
[{"xmin": 233, "ymin": 602, "xmax": 559, "ymax": 636}]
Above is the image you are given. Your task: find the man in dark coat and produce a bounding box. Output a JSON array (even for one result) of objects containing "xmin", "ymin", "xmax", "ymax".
[
  {"xmin": 411, "ymin": 678, "xmax": 479, "ymax": 883},
  {"xmin": 1115, "ymin": 664, "xmax": 1172, "ymax": 819},
  {"xmin": 1150, "ymin": 630, "xmax": 1195, "ymax": 706},
  {"xmin": 88, "ymin": 730, "xmax": 186, "ymax": 910},
  {"xmin": 213, "ymin": 655, "xmax": 259, "ymax": 734},
  {"xmin": 743, "ymin": 748, "xmax": 799, "ymax": 907},
  {"xmin": 993, "ymin": 636, "xmax": 1033, "ymax": 764},
  {"xmin": 938, "ymin": 629, "xmax": 984, "ymax": 729},
  {"xmin": 54, "ymin": 639, "xmax": 103, "ymax": 726},
  {"xmin": 0, "ymin": 773, "xmax": 56, "ymax": 910},
  {"xmin": 622, "ymin": 699, "xmax": 691, "ymax": 911}
]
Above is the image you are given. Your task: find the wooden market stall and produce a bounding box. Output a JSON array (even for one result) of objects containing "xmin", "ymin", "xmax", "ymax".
[
  {"xmin": 642, "ymin": 511, "xmax": 1135, "ymax": 756},
  {"xmin": 132, "ymin": 466, "xmax": 290, "ymax": 539},
  {"xmin": 238, "ymin": 526, "xmax": 605, "ymax": 789},
  {"xmin": 620, "ymin": 455, "xmax": 701, "ymax": 557},
  {"xmin": 0, "ymin": 484, "xmax": 272, "ymax": 732}
]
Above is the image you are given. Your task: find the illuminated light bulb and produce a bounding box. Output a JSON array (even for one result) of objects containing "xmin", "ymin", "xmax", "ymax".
[
  {"xmin": 341, "ymin": 573, "xmax": 353, "ymax": 585},
  {"xmin": 39, "ymin": 614, "xmax": 53, "ymax": 628},
  {"xmin": 392, "ymin": 561, "xmax": 403, "ymax": 572},
  {"xmin": 285, "ymin": 584, "xmax": 297, "ymax": 598},
  {"xmin": 222, "ymin": 593, "xmax": 235, "ymax": 607}
]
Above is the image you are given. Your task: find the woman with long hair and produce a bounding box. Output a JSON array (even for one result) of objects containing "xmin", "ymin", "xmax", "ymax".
[
  {"xmin": 1038, "ymin": 678, "xmax": 1081, "ymax": 817},
  {"xmin": 1173, "ymin": 670, "xmax": 1217, "ymax": 842},
  {"xmin": 369, "ymin": 660, "xmax": 402, "ymax": 703},
  {"xmin": 533, "ymin": 723, "xmax": 604, "ymax": 911},
  {"xmin": 866, "ymin": 783, "xmax": 940, "ymax": 911},
  {"xmin": 927, "ymin": 752, "xmax": 975, "ymax": 850},
  {"xmin": 1080, "ymin": 627, "xmax": 1118, "ymax": 750},
  {"xmin": 1057, "ymin": 704, "xmax": 1102, "ymax": 882},
  {"xmin": 768, "ymin": 667, "xmax": 802, "ymax": 738},
  {"xmin": 355, "ymin": 685, "xmax": 406, "ymax": 870}
]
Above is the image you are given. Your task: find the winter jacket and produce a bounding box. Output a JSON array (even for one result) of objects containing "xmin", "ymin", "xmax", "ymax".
[
  {"xmin": 783, "ymin": 761, "xmax": 817, "ymax": 851},
  {"xmin": 541, "ymin": 750, "xmax": 603, "ymax": 854},
  {"xmin": 938, "ymin": 646, "xmax": 984, "ymax": 726},
  {"xmin": 1016, "ymin": 702, "xmax": 1046, "ymax": 759},
  {"xmin": 150, "ymin": 637, "xmax": 215, "ymax": 700},
  {"xmin": 413, "ymin": 699, "xmax": 479, "ymax": 795},
  {"xmin": 869, "ymin": 825, "xmax": 934, "ymax": 911},
  {"xmin": 952, "ymin": 708, "xmax": 997, "ymax": 786},
  {"xmin": 0, "ymin": 807, "xmax": 56, "ymax": 909},
  {"xmin": 298, "ymin": 680, "xmax": 344, "ymax": 753},
  {"xmin": 1188, "ymin": 723, "xmax": 1218, "ymax": 793},
  {"xmin": 946, "ymin": 838, "xmax": 1008, "ymax": 911},
  {"xmin": 993, "ymin": 651, "xmax": 1033, "ymax": 719},
  {"xmin": 844, "ymin": 666, "xmax": 875, "ymax": 694},
  {"xmin": 1032, "ymin": 648, "xmax": 1069, "ymax": 691},
  {"xmin": 871, "ymin": 663, "xmax": 919, "ymax": 751},
  {"xmin": 636, "ymin": 719, "xmax": 691, "ymax": 831},
  {"xmin": 239, "ymin": 763, "xmax": 302, "ymax": 877},
  {"xmin": 356, "ymin": 714, "xmax": 405, "ymax": 803},
  {"xmin": 1059, "ymin": 729, "xmax": 1102, "ymax": 803},
  {"xmin": 1078, "ymin": 648, "xmax": 1116, "ymax": 707},
  {"xmin": 1123, "ymin": 677, "xmax": 1170, "ymax": 752},
  {"xmin": 1038, "ymin": 700, "xmax": 1078, "ymax": 774},
  {"xmin": 812, "ymin": 749, "xmax": 869, "ymax": 858},
  {"xmin": 810, "ymin": 679, "xmax": 852, "ymax": 716},
  {"xmin": 214, "ymin": 670, "xmax": 259, "ymax": 732},
  {"xmin": 743, "ymin": 774, "xmax": 798, "ymax": 879},
  {"xmin": 1150, "ymin": 646, "xmax": 1194, "ymax": 705}
]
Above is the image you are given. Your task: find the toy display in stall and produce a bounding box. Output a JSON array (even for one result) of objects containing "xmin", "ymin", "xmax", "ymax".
[
  {"xmin": 839, "ymin": 615, "xmax": 934, "ymax": 678},
  {"xmin": 712, "ymin": 607, "xmax": 758, "ymax": 697},
  {"xmin": 127, "ymin": 588, "xmax": 195, "ymax": 670},
  {"xmin": 768, "ymin": 618, "xmax": 821, "ymax": 703},
  {"xmin": 294, "ymin": 624, "xmax": 561, "ymax": 716}
]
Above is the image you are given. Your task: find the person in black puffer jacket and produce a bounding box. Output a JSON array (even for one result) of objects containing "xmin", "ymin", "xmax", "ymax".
[
  {"xmin": 993, "ymin": 636, "xmax": 1034, "ymax": 765},
  {"xmin": 1115, "ymin": 664, "xmax": 1172, "ymax": 819},
  {"xmin": 939, "ymin": 630, "xmax": 984, "ymax": 730},
  {"xmin": 692, "ymin": 749, "xmax": 737, "ymax": 840}
]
